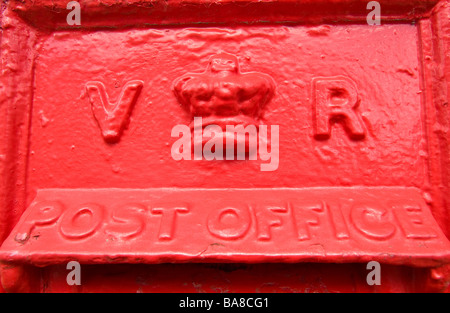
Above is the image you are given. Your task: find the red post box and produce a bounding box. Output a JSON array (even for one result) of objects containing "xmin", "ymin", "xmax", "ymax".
[{"xmin": 0, "ymin": 0, "xmax": 450, "ymax": 293}]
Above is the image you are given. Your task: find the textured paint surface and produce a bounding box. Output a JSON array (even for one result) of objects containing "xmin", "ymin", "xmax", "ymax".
[
  {"xmin": 0, "ymin": 0, "xmax": 450, "ymax": 293},
  {"xmin": 28, "ymin": 25, "xmax": 426, "ymax": 190},
  {"xmin": 1, "ymin": 187, "xmax": 449, "ymax": 267}
]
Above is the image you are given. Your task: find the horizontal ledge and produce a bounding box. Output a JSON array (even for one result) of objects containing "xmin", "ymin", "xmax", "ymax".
[
  {"xmin": 1, "ymin": 187, "xmax": 450, "ymax": 267},
  {"xmin": 9, "ymin": 0, "xmax": 439, "ymax": 29},
  {"xmin": 1, "ymin": 251, "xmax": 450, "ymax": 268}
]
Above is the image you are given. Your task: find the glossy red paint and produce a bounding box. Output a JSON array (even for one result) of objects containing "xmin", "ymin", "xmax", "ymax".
[
  {"xmin": 1, "ymin": 187, "xmax": 450, "ymax": 267},
  {"xmin": 0, "ymin": 0, "xmax": 450, "ymax": 293}
]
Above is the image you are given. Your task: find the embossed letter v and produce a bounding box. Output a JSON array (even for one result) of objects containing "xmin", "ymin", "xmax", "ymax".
[{"xmin": 86, "ymin": 80, "xmax": 143, "ymax": 143}]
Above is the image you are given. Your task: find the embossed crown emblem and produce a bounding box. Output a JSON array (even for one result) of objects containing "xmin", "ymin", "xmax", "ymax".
[{"xmin": 172, "ymin": 53, "xmax": 275, "ymax": 154}]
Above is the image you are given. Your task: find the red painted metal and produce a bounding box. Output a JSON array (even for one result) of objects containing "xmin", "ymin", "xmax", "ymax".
[{"xmin": 0, "ymin": 0, "xmax": 450, "ymax": 293}]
